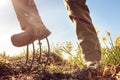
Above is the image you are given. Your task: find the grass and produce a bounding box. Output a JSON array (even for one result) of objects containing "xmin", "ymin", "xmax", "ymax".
[
  {"xmin": 100, "ymin": 30, "xmax": 120, "ymax": 66},
  {"xmin": 0, "ymin": 30, "xmax": 120, "ymax": 79}
]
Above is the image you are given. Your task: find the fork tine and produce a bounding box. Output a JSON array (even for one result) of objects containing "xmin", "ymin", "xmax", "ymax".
[
  {"xmin": 42, "ymin": 38, "xmax": 50, "ymax": 72},
  {"xmin": 29, "ymin": 42, "xmax": 35, "ymax": 69},
  {"xmin": 25, "ymin": 45, "xmax": 29, "ymax": 66},
  {"xmin": 38, "ymin": 40, "xmax": 42, "ymax": 65}
]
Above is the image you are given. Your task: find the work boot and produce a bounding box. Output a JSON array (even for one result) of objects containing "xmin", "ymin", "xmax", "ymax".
[
  {"xmin": 11, "ymin": 25, "xmax": 51, "ymax": 47},
  {"xmin": 11, "ymin": 0, "xmax": 51, "ymax": 47},
  {"xmin": 85, "ymin": 61, "xmax": 102, "ymax": 70}
]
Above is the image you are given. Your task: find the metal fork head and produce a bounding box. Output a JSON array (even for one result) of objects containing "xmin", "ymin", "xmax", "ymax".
[{"xmin": 24, "ymin": 38, "xmax": 50, "ymax": 72}]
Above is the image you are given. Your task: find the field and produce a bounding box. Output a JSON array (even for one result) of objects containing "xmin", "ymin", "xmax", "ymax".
[{"xmin": 0, "ymin": 30, "xmax": 120, "ymax": 80}]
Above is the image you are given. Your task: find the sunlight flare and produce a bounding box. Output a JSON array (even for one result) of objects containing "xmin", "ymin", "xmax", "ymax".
[{"xmin": 0, "ymin": 0, "xmax": 9, "ymax": 7}]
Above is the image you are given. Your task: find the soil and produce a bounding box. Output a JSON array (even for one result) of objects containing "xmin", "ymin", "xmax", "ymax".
[{"xmin": 0, "ymin": 52, "xmax": 120, "ymax": 80}]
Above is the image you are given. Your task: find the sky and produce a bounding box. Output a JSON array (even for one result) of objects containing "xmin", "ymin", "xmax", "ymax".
[{"xmin": 0, "ymin": 0, "xmax": 120, "ymax": 56}]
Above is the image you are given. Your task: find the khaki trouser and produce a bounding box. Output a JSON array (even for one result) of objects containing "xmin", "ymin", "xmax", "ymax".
[
  {"xmin": 63, "ymin": 0, "xmax": 101, "ymax": 62},
  {"xmin": 11, "ymin": 0, "xmax": 44, "ymax": 30}
]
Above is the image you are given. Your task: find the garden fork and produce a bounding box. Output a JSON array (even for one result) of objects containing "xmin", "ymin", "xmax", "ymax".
[{"xmin": 25, "ymin": 38, "xmax": 50, "ymax": 71}]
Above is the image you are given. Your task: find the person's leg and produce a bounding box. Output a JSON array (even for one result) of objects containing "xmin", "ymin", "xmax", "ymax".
[
  {"xmin": 11, "ymin": 0, "xmax": 51, "ymax": 47},
  {"xmin": 63, "ymin": 0, "xmax": 101, "ymax": 66}
]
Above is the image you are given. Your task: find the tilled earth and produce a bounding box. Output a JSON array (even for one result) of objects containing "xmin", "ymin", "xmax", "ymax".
[{"xmin": 0, "ymin": 52, "xmax": 120, "ymax": 80}]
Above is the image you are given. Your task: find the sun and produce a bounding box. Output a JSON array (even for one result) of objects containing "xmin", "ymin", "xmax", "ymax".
[{"xmin": 0, "ymin": 0, "xmax": 8, "ymax": 7}]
